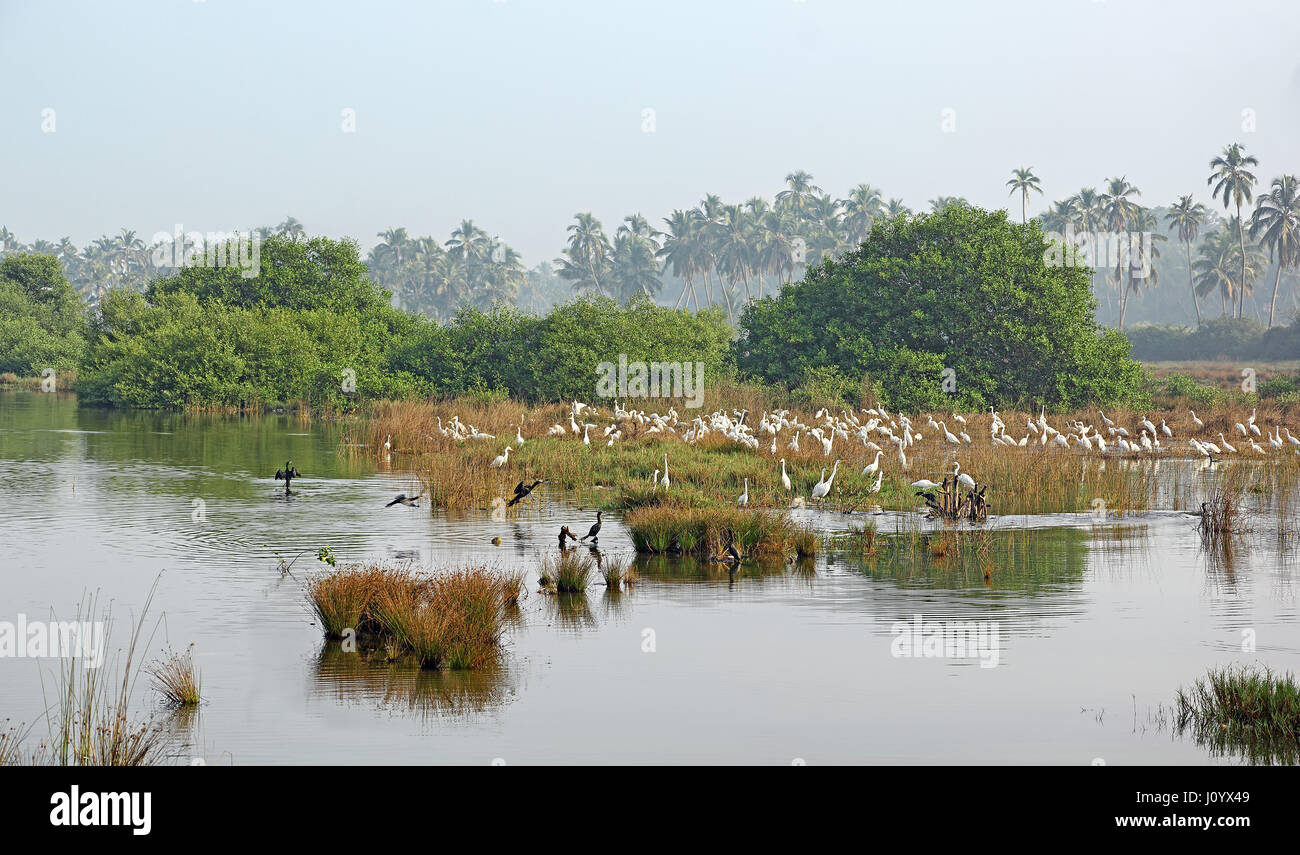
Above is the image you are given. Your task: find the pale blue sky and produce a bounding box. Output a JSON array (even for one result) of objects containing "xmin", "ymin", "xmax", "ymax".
[{"xmin": 2, "ymin": 0, "xmax": 1298, "ymax": 262}]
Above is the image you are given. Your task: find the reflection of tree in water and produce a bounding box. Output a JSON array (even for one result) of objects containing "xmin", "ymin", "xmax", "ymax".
[{"xmin": 312, "ymin": 643, "xmax": 514, "ymax": 721}]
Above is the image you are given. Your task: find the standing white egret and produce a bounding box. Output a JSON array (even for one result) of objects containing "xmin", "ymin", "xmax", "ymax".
[
  {"xmin": 953, "ymin": 462, "xmax": 976, "ymax": 490},
  {"xmin": 861, "ymin": 450, "xmax": 883, "ymax": 478},
  {"xmin": 515, "ymin": 425, "xmax": 525, "ymax": 447},
  {"xmin": 1189, "ymin": 409, "xmax": 1204, "ymax": 429},
  {"xmin": 811, "ymin": 460, "xmax": 841, "ymax": 501},
  {"xmin": 737, "ymin": 478, "xmax": 749, "ymax": 506},
  {"xmin": 489, "ymin": 446, "xmax": 512, "ymax": 468},
  {"xmin": 780, "ymin": 458, "xmax": 792, "ymax": 492},
  {"xmin": 661, "ymin": 454, "xmax": 670, "ymax": 489}
]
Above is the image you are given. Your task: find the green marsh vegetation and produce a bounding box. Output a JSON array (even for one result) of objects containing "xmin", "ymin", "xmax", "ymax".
[{"xmin": 1172, "ymin": 666, "xmax": 1300, "ymax": 765}]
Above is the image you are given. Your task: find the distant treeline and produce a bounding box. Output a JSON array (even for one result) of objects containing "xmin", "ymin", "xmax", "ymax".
[
  {"xmin": 4, "ymin": 207, "xmax": 1152, "ymax": 412},
  {"xmin": 1123, "ymin": 316, "xmax": 1300, "ymax": 363}
]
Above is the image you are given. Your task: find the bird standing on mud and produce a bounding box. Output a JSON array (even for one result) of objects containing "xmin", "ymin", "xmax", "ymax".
[{"xmin": 274, "ymin": 461, "xmax": 301, "ymax": 494}]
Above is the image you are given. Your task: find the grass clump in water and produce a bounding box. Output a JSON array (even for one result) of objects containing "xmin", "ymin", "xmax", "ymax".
[
  {"xmin": 148, "ymin": 644, "xmax": 201, "ymax": 707},
  {"xmin": 309, "ymin": 564, "xmax": 506, "ymax": 670},
  {"xmin": 541, "ymin": 550, "xmax": 593, "ymax": 593},
  {"xmin": 1174, "ymin": 665, "xmax": 1300, "ymax": 764},
  {"xmin": 625, "ymin": 506, "xmax": 795, "ymax": 557},
  {"xmin": 600, "ymin": 553, "xmax": 636, "ymax": 589}
]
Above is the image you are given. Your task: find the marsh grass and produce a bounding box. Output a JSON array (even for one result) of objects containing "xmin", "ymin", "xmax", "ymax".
[
  {"xmin": 308, "ymin": 564, "xmax": 506, "ymax": 670},
  {"xmin": 845, "ymin": 521, "xmax": 879, "ymax": 555},
  {"xmin": 355, "ymin": 393, "xmax": 1300, "ymax": 515},
  {"xmin": 307, "ymin": 564, "xmax": 412, "ymax": 638},
  {"xmin": 1200, "ymin": 466, "xmax": 1250, "ymax": 540},
  {"xmin": 542, "ymin": 550, "xmax": 593, "ymax": 593},
  {"xmin": 149, "ymin": 644, "xmax": 201, "ymax": 707},
  {"xmin": 23, "ymin": 582, "xmax": 175, "ymax": 766},
  {"xmin": 497, "ymin": 570, "xmax": 527, "ymax": 606},
  {"xmin": 1174, "ymin": 666, "xmax": 1300, "ymax": 764},
  {"xmin": 791, "ymin": 525, "xmax": 819, "ymax": 558},
  {"xmin": 600, "ymin": 553, "xmax": 635, "ymax": 589},
  {"xmin": 625, "ymin": 506, "xmax": 795, "ymax": 557}
]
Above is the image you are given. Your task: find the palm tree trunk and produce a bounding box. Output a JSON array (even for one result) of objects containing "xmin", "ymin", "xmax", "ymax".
[
  {"xmin": 1267, "ymin": 262, "xmax": 1282, "ymax": 328},
  {"xmin": 1236, "ymin": 202, "xmax": 1246, "ymax": 319},
  {"xmin": 1186, "ymin": 241, "xmax": 1201, "ymax": 326},
  {"xmin": 673, "ymin": 276, "xmax": 690, "ymax": 310}
]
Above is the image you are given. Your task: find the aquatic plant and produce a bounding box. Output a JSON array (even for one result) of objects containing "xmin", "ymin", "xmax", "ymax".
[
  {"xmin": 148, "ymin": 644, "xmax": 202, "ymax": 707},
  {"xmin": 542, "ymin": 550, "xmax": 593, "ymax": 593},
  {"xmin": 1174, "ymin": 666, "xmax": 1300, "ymax": 764},
  {"xmin": 309, "ymin": 564, "xmax": 506, "ymax": 671},
  {"xmin": 600, "ymin": 553, "xmax": 635, "ymax": 589},
  {"xmin": 625, "ymin": 506, "xmax": 795, "ymax": 557}
]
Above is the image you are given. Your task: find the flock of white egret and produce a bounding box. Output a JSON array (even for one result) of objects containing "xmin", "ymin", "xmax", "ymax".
[{"xmin": 421, "ymin": 398, "xmax": 1300, "ymax": 508}]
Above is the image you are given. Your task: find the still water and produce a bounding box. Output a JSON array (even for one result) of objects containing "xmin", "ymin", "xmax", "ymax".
[{"xmin": 1, "ymin": 391, "xmax": 1296, "ymax": 764}]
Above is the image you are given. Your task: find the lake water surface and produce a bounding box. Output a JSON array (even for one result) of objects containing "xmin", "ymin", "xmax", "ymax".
[{"xmin": 1, "ymin": 391, "xmax": 1296, "ymax": 764}]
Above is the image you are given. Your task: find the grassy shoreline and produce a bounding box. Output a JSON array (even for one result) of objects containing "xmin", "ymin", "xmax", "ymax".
[{"xmin": 349, "ymin": 391, "xmax": 1300, "ymax": 516}]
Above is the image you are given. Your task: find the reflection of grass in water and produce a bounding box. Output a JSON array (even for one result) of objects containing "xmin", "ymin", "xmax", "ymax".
[
  {"xmin": 630, "ymin": 553, "xmax": 788, "ymax": 583},
  {"xmin": 547, "ymin": 592, "xmax": 596, "ymax": 631},
  {"xmin": 313, "ymin": 643, "xmax": 511, "ymax": 719},
  {"xmin": 1171, "ymin": 666, "xmax": 1300, "ymax": 766},
  {"xmin": 857, "ymin": 526, "xmax": 1094, "ymax": 593}
]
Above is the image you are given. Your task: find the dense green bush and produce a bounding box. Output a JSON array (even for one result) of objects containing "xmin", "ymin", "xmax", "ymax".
[
  {"xmin": 1155, "ymin": 373, "xmax": 1227, "ymax": 407},
  {"xmin": 73, "ymin": 236, "xmax": 735, "ymax": 409},
  {"xmin": 0, "ymin": 253, "xmax": 88, "ymax": 376},
  {"xmin": 735, "ymin": 206, "xmax": 1145, "ymax": 411}
]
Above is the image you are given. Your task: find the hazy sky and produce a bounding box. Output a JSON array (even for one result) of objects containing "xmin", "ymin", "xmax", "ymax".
[{"xmin": 3, "ymin": 0, "xmax": 1298, "ymax": 263}]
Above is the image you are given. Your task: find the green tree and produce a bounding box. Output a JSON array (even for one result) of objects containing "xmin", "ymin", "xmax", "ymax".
[{"xmin": 735, "ymin": 205, "xmax": 1143, "ymax": 410}]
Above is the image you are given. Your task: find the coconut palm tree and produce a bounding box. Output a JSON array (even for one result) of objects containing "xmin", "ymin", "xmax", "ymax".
[
  {"xmin": 1207, "ymin": 143, "xmax": 1259, "ymax": 318},
  {"xmin": 1119, "ymin": 207, "xmax": 1166, "ymax": 328},
  {"xmin": 1165, "ymin": 195, "xmax": 1209, "ymax": 325},
  {"xmin": 1194, "ymin": 220, "xmax": 1265, "ymax": 317},
  {"xmin": 776, "ymin": 170, "xmax": 821, "ymax": 219},
  {"xmin": 1100, "ymin": 177, "xmax": 1142, "ymax": 324},
  {"xmin": 275, "ymin": 217, "xmax": 306, "ymax": 241},
  {"xmin": 928, "ymin": 196, "xmax": 970, "ymax": 213},
  {"xmin": 884, "ymin": 198, "xmax": 911, "ymax": 218},
  {"xmin": 556, "ymin": 213, "xmax": 612, "ymax": 298},
  {"xmin": 659, "ymin": 208, "xmax": 704, "ymax": 310},
  {"xmin": 610, "ymin": 214, "xmax": 662, "ymax": 303},
  {"xmin": 841, "ymin": 184, "xmax": 884, "ymax": 246},
  {"xmin": 1006, "ymin": 167, "xmax": 1043, "ymax": 224},
  {"xmin": 1249, "ymin": 175, "xmax": 1300, "ymax": 328}
]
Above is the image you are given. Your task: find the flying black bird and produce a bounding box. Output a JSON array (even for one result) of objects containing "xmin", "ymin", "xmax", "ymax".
[
  {"xmin": 507, "ymin": 479, "xmax": 544, "ymax": 507},
  {"xmin": 274, "ymin": 461, "xmax": 301, "ymax": 493},
  {"xmin": 385, "ymin": 493, "xmax": 422, "ymax": 508},
  {"xmin": 579, "ymin": 510, "xmax": 603, "ymax": 542}
]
